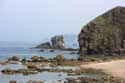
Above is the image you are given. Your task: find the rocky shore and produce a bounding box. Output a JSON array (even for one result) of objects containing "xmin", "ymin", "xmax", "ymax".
[
  {"xmin": 65, "ymin": 76, "xmax": 124, "ymax": 83},
  {"xmin": 0, "ymin": 55, "xmax": 125, "ymax": 83}
]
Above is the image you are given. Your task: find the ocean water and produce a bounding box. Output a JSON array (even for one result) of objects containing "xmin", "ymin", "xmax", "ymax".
[
  {"xmin": 0, "ymin": 41, "xmax": 79, "ymax": 60},
  {"xmin": 0, "ymin": 41, "xmax": 100, "ymax": 83},
  {"xmin": 0, "ymin": 63, "xmax": 98, "ymax": 83}
]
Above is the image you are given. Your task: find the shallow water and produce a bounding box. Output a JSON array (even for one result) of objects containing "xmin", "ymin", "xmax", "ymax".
[
  {"xmin": 0, "ymin": 42, "xmax": 93, "ymax": 83},
  {"xmin": 0, "ymin": 63, "xmax": 99, "ymax": 83},
  {"xmin": 0, "ymin": 47, "xmax": 79, "ymax": 60},
  {"xmin": 42, "ymin": 66, "xmax": 79, "ymax": 71}
]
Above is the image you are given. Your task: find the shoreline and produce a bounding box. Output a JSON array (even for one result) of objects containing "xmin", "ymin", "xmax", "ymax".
[
  {"xmin": 81, "ymin": 59, "xmax": 125, "ymax": 79},
  {"xmin": 0, "ymin": 55, "xmax": 125, "ymax": 83}
]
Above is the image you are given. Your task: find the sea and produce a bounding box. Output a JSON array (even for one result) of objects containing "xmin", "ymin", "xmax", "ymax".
[
  {"xmin": 0, "ymin": 41, "xmax": 79, "ymax": 60},
  {"xmin": 0, "ymin": 41, "xmax": 80, "ymax": 83}
]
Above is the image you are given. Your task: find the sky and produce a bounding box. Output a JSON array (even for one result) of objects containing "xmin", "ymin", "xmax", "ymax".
[{"xmin": 0, "ymin": 0, "xmax": 125, "ymax": 42}]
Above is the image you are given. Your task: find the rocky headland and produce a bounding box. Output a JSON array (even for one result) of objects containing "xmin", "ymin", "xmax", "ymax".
[{"xmin": 78, "ymin": 6, "xmax": 125, "ymax": 55}]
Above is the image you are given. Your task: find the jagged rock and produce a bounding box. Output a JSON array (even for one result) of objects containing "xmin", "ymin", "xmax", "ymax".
[
  {"xmin": 49, "ymin": 49, "xmax": 55, "ymax": 52},
  {"xmin": 54, "ymin": 55, "xmax": 65, "ymax": 61},
  {"xmin": 27, "ymin": 80, "xmax": 44, "ymax": 83},
  {"xmin": 78, "ymin": 6, "xmax": 125, "ymax": 54},
  {"xmin": 51, "ymin": 35, "xmax": 66, "ymax": 49},
  {"xmin": 36, "ymin": 42, "xmax": 51, "ymax": 49},
  {"xmin": 35, "ymin": 35, "xmax": 65, "ymax": 49},
  {"xmin": 31, "ymin": 56, "xmax": 45, "ymax": 62},
  {"xmin": 8, "ymin": 56, "xmax": 20, "ymax": 61}
]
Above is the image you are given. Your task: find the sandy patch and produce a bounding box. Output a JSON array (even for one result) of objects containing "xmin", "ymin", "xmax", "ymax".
[{"xmin": 81, "ymin": 60, "xmax": 125, "ymax": 79}]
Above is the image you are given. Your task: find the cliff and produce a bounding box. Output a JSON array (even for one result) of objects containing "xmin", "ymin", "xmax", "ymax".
[{"xmin": 78, "ymin": 6, "xmax": 125, "ymax": 54}]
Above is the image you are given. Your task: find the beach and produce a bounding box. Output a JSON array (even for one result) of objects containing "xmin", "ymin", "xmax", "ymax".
[{"xmin": 81, "ymin": 60, "xmax": 125, "ymax": 79}]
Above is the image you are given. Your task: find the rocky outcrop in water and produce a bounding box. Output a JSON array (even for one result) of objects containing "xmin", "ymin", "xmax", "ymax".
[
  {"xmin": 8, "ymin": 56, "xmax": 20, "ymax": 61},
  {"xmin": 36, "ymin": 35, "xmax": 65, "ymax": 49},
  {"xmin": 51, "ymin": 35, "xmax": 65, "ymax": 49},
  {"xmin": 9, "ymin": 80, "xmax": 17, "ymax": 83},
  {"xmin": 36, "ymin": 42, "xmax": 51, "ymax": 49},
  {"xmin": 78, "ymin": 6, "xmax": 125, "ymax": 54}
]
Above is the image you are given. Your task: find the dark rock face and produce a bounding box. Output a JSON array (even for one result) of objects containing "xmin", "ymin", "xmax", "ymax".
[
  {"xmin": 36, "ymin": 42, "xmax": 51, "ymax": 49},
  {"xmin": 78, "ymin": 6, "xmax": 125, "ymax": 54},
  {"xmin": 51, "ymin": 35, "xmax": 66, "ymax": 49}
]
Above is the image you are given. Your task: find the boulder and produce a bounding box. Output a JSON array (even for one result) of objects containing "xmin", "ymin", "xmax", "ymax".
[
  {"xmin": 31, "ymin": 56, "xmax": 45, "ymax": 62},
  {"xmin": 1, "ymin": 68, "xmax": 15, "ymax": 74},
  {"xmin": 54, "ymin": 55, "xmax": 65, "ymax": 61},
  {"xmin": 51, "ymin": 35, "xmax": 66, "ymax": 49},
  {"xmin": 27, "ymin": 80, "xmax": 44, "ymax": 83},
  {"xmin": 8, "ymin": 56, "xmax": 20, "ymax": 61},
  {"xmin": 49, "ymin": 49, "xmax": 55, "ymax": 52},
  {"xmin": 21, "ymin": 58, "xmax": 27, "ymax": 63},
  {"xmin": 36, "ymin": 42, "xmax": 51, "ymax": 49},
  {"xmin": 9, "ymin": 80, "xmax": 17, "ymax": 83},
  {"xmin": 78, "ymin": 6, "xmax": 125, "ymax": 54}
]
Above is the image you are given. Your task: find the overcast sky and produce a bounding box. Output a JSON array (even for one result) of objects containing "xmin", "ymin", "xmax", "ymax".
[{"xmin": 0, "ymin": 0, "xmax": 125, "ymax": 42}]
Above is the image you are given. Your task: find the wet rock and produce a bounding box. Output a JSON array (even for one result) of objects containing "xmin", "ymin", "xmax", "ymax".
[
  {"xmin": 54, "ymin": 55, "xmax": 65, "ymax": 61},
  {"xmin": 0, "ymin": 61, "xmax": 9, "ymax": 65},
  {"xmin": 31, "ymin": 56, "xmax": 40, "ymax": 62},
  {"xmin": 67, "ymin": 73, "xmax": 76, "ymax": 76},
  {"xmin": 58, "ymin": 74, "xmax": 62, "ymax": 77},
  {"xmin": 22, "ymin": 70, "xmax": 38, "ymax": 75},
  {"xmin": 51, "ymin": 35, "xmax": 66, "ymax": 49},
  {"xmin": 78, "ymin": 56, "xmax": 100, "ymax": 62},
  {"xmin": 50, "ymin": 49, "xmax": 55, "ymax": 52},
  {"xmin": 69, "ymin": 52, "xmax": 76, "ymax": 54},
  {"xmin": 9, "ymin": 61, "xmax": 18, "ymax": 64},
  {"xmin": 66, "ymin": 74, "xmax": 125, "ymax": 83},
  {"xmin": 1, "ymin": 68, "xmax": 39, "ymax": 75},
  {"xmin": 40, "ymin": 49, "xmax": 44, "ymax": 52},
  {"xmin": 58, "ymin": 80, "xmax": 62, "ymax": 82},
  {"xmin": 36, "ymin": 42, "xmax": 51, "ymax": 49},
  {"xmin": 39, "ymin": 56, "xmax": 45, "ymax": 59},
  {"xmin": 78, "ymin": 6, "xmax": 125, "ymax": 54},
  {"xmin": 1, "ymin": 68, "xmax": 15, "ymax": 74},
  {"xmin": 21, "ymin": 57, "xmax": 27, "ymax": 63},
  {"xmin": 9, "ymin": 80, "xmax": 16, "ymax": 83},
  {"xmin": 62, "ymin": 48, "xmax": 79, "ymax": 51},
  {"xmin": 27, "ymin": 64, "xmax": 38, "ymax": 69},
  {"xmin": 27, "ymin": 80, "xmax": 44, "ymax": 83},
  {"xmin": 31, "ymin": 56, "xmax": 45, "ymax": 62},
  {"xmin": 8, "ymin": 56, "xmax": 20, "ymax": 61}
]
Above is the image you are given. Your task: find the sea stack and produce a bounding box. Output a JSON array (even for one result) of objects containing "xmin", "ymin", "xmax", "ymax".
[
  {"xmin": 36, "ymin": 35, "xmax": 66, "ymax": 49},
  {"xmin": 51, "ymin": 35, "xmax": 66, "ymax": 49},
  {"xmin": 78, "ymin": 6, "xmax": 125, "ymax": 54}
]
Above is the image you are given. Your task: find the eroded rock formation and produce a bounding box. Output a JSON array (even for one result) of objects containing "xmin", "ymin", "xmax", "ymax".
[
  {"xmin": 51, "ymin": 35, "xmax": 65, "ymax": 49},
  {"xmin": 36, "ymin": 42, "xmax": 51, "ymax": 49},
  {"xmin": 36, "ymin": 35, "xmax": 65, "ymax": 49},
  {"xmin": 78, "ymin": 6, "xmax": 125, "ymax": 54}
]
